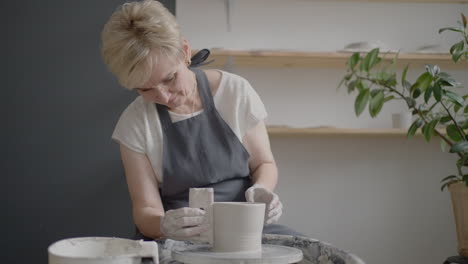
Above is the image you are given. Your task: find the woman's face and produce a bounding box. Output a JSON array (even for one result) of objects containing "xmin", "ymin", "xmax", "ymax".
[{"xmin": 135, "ymin": 55, "xmax": 193, "ymax": 109}]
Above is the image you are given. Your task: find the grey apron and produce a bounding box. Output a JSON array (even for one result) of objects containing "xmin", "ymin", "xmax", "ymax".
[{"xmin": 135, "ymin": 54, "xmax": 302, "ymax": 240}]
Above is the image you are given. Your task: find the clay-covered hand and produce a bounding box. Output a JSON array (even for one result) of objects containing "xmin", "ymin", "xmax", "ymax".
[
  {"xmin": 160, "ymin": 207, "xmax": 210, "ymax": 241},
  {"xmin": 245, "ymin": 183, "xmax": 283, "ymax": 225}
]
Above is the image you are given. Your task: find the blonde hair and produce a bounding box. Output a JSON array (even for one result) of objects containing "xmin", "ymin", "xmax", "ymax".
[{"xmin": 101, "ymin": 0, "xmax": 183, "ymax": 89}]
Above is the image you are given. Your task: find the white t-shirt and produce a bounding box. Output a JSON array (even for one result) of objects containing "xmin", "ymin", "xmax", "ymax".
[{"xmin": 112, "ymin": 70, "xmax": 268, "ymax": 183}]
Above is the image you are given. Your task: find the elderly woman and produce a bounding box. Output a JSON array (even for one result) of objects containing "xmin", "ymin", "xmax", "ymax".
[{"xmin": 101, "ymin": 0, "xmax": 301, "ymax": 241}]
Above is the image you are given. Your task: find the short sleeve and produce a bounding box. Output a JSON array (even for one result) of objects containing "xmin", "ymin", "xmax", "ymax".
[
  {"xmin": 111, "ymin": 101, "xmax": 147, "ymax": 154},
  {"xmin": 239, "ymin": 78, "xmax": 268, "ymax": 136}
]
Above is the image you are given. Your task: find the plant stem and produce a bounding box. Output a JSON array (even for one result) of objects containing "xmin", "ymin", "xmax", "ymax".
[
  {"xmin": 441, "ymin": 100, "xmax": 466, "ymax": 138},
  {"xmin": 356, "ymin": 74, "xmax": 458, "ymax": 154},
  {"xmin": 412, "ymin": 108, "xmax": 457, "ymax": 155},
  {"xmin": 427, "ymin": 101, "xmax": 439, "ymax": 112},
  {"xmin": 358, "ymin": 76, "xmax": 406, "ymax": 98},
  {"xmin": 457, "ymin": 163, "xmax": 464, "ymax": 178},
  {"xmin": 463, "ymin": 30, "xmax": 468, "ymax": 47}
]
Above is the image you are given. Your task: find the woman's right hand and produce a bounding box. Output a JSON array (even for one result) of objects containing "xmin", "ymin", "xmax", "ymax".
[{"xmin": 160, "ymin": 207, "xmax": 210, "ymax": 241}]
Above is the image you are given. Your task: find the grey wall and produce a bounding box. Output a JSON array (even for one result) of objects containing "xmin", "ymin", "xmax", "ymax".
[
  {"xmin": 4, "ymin": 1, "xmax": 174, "ymax": 263},
  {"xmin": 176, "ymin": 1, "xmax": 467, "ymax": 263}
]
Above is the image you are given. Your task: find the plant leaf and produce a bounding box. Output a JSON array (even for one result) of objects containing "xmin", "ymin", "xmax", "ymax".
[
  {"xmin": 407, "ymin": 119, "xmax": 423, "ymax": 138},
  {"xmin": 337, "ymin": 78, "xmax": 345, "ymax": 90},
  {"xmin": 360, "ymin": 48, "xmax": 380, "ymax": 72},
  {"xmin": 450, "ymin": 141, "xmax": 468, "ymax": 153},
  {"xmin": 456, "ymin": 155, "xmax": 468, "ymax": 168},
  {"xmin": 369, "ymin": 90, "xmax": 385, "ymax": 117},
  {"xmin": 441, "ymin": 182, "xmax": 452, "ymax": 191},
  {"xmin": 367, "ymin": 48, "xmax": 380, "ymax": 70},
  {"xmin": 405, "ymin": 97, "xmax": 416, "ymax": 108},
  {"xmin": 403, "ymin": 80, "xmax": 412, "ymax": 92},
  {"xmin": 356, "ymin": 79, "xmax": 367, "ymax": 93},
  {"xmin": 412, "ymin": 88, "xmax": 421, "ymax": 99},
  {"xmin": 447, "ymin": 124, "xmax": 464, "ymax": 142},
  {"xmin": 439, "ymin": 27, "xmax": 464, "ymax": 34},
  {"xmin": 378, "ymin": 72, "xmax": 397, "ymax": 86},
  {"xmin": 370, "ymin": 89, "xmax": 382, "ymax": 98},
  {"xmin": 438, "ymin": 72, "xmax": 460, "ymax": 87},
  {"xmin": 441, "ymin": 138, "xmax": 450, "ymax": 152},
  {"xmin": 433, "ymin": 83, "xmax": 442, "ymax": 101},
  {"xmin": 347, "ymin": 53, "xmax": 360, "ymax": 70},
  {"xmin": 413, "ymin": 72, "xmax": 434, "ymax": 92},
  {"xmin": 384, "ymin": 95, "xmax": 395, "ymax": 102},
  {"xmin": 423, "ymin": 119, "xmax": 439, "ymax": 142},
  {"xmin": 355, "ymin": 89, "xmax": 370, "ymax": 116},
  {"xmin": 347, "ymin": 80, "xmax": 357, "ymax": 93},
  {"xmin": 438, "ymin": 72, "xmax": 451, "ymax": 78},
  {"xmin": 445, "ymin": 90, "xmax": 464, "ymax": 107},
  {"xmin": 440, "ymin": 116, "xmax": 452, "ymax": 124},
  {"xmin": 416, "ymin": 72, "xmax": 434, "ymax": 91},
  {"xmin": 440, "ymin": 175, "xmax": 460, "ymax": 191},
  {"xmin": 463, "ymin": 174, "xmax": 468, "ymax": 184},
  {"xmin": 462, "ymin": 13, "xmax": 467, "ymax": 28},
  {"xmin": 450, "ymin": 41, "xmax": 464, "ymax": 55},
  {"xmin": 453, "ymin": 50, "xmax": 465, "ymax": 63},
  {"xmin": 424, "ymin": 85, "xmax": 433, "ymax": 103},
  {"xmin": 402, "ymin": 64, "xmax": 409, "ymax": 85},
  {"xmin": 359, "ymin": 52, "xmax": 368, "ymax": 72},
  {"xmin": 425, "ymin": 64, "xmax": 440, "ymax": 77},
  {"xmin": 441, "ymin": 175, "xmax": 459, "ymax": 183}
]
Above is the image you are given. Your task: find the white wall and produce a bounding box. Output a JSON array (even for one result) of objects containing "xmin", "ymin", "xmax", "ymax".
[{"xmin": 177, "ymin": 1, "xmax": 468, "ymax": 263}]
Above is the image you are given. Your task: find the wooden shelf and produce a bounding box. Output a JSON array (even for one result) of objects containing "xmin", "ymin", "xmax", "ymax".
[
  {"xmin": 317, "ymin": 0, "xmax": 468, "ymax": 2},
  {"xmin": 322, "ymin": 0, "xmax": 468, "ymax": 4},
  {"xmin": 267, "ymin": 126, "xmax": 447, "ymax": 136},
  {"xmin": 201, "ymin": 49, "xmax": 468, "ymax": 69}
]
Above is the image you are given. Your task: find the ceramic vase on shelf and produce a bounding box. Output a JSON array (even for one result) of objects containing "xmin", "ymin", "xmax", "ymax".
[{"xmin": 449, "ymin": 182, "xmax": 468, "ymax": 257}]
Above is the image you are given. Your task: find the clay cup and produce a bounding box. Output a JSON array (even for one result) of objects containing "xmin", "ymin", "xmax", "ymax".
[{"xmin": 212, "ymin": 202, "xmax": 265, "ymax": 253}]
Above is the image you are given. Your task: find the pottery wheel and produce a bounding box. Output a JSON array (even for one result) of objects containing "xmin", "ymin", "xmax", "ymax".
[{"xmin": 172, "ymin": 244, "xmax": 303, "ymax": 264}]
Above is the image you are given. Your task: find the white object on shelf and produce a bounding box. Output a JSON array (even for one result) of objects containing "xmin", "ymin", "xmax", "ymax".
[
  {"xmin": 414, "ymin": 44, "xmax": 449, "ymax": 54},
  {"xmin": 338, "ymin": 40, "xmax": 399, "ymax": 53},
  {"xmin": 392, "ymin": 112, "xmax": 413, "ymax": 129}
]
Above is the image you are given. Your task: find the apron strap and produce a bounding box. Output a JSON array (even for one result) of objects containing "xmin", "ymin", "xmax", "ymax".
[
  {"xmin": 156, "ymin": 104, "xmax": 172, "ymax": 133},
  {"xmin": 191, "ymin": 67, "xmax": 215, "ymax": 111},
  {"xmin": 190, "ymin": 49, "xmax": 214, "ymax": 67},
  {"xmin": 156, "ymin": 49, "xmax": 213, "ymax": 130}
]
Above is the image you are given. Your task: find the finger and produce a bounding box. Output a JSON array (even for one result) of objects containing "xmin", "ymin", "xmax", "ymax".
[
  {"xmin": 268, "ymin": 204, "xmax": 282, "ymax": 218},
  {"xmin": 266, "ymin": 203, "xmax": 282, "ymax": 224},
  {"xmin": 268, "ymin": 195, "xmax": 280, "ymax": 210},
  {"xmin": 174, "ymin": 224, "xmax": 210, "ymax": 238},
  {"xmin": 266, "ymin": 213, "xmax": 281, "ymax": 225},
  {"xmin": 174, "ymin": 216, "xmax": 206, "ymax": 228},
  {"xmin": 167, "ymin": 207, "xmax": 205, "ymax": 219},
  {"xmin": 185, "ymin": 235, "xmax": 202, "ymax": 242},
  {"xmin": 245, "ymin": 189, "xmax": 255, "ymax": 202}
]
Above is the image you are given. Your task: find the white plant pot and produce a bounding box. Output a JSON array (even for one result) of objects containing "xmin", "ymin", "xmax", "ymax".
[{"xmin": 449, "ymin": 182, "xmax": 468, "ymax": 257}]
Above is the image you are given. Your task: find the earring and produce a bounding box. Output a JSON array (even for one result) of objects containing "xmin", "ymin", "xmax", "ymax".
[{"xmin": 186, "ymin": 59, "xmax": 191, "ymax": 66}]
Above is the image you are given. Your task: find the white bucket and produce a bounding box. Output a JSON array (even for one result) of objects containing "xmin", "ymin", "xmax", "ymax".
[{"xmin": 48, "ymin": 237, "xmax": 158, "ymax": 264}]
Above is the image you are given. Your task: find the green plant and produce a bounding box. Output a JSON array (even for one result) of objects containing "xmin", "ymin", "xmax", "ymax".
[{"xmin": 338, "ymin": 13, "xmax": 468, "ymax": 191}]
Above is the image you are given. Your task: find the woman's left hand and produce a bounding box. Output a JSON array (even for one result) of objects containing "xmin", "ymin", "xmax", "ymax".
[{"xmin": 245, "ymin": 183, "xmax": 283, "ymax": 225}]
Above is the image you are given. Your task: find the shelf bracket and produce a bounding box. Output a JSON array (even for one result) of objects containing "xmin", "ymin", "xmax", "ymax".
[
  {"xmin": 223, "ymin": 55, "xmax": 235, "ymax": 72},
  {"xmin": 224, "ymin": 0, "xmax": 233, "ymax": 32}
]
